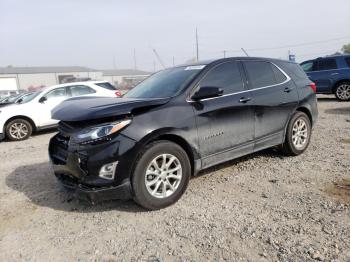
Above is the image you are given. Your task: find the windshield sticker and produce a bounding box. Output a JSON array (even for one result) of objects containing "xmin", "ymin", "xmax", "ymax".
[{"xmin": 184, "ymin": 65, "xmax": 206, "ymax": 70}]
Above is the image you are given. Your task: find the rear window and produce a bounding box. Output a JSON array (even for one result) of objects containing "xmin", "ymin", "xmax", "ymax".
[
  {"xmin": 95, "ymin": 82, "xmax": 116, "ymax": 90},
  {"xmin": 244, "ymin": 61, "xmax": 278, "ymax": 89},
  {"xmin": 318, "ymin": 58, "xmax": 337, "ymax": 71},
  {"xmin": 68, "ymin": 85, "xmax": 96, "ymax": 96}
]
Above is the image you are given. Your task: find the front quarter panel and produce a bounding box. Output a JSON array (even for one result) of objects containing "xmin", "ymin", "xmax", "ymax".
[{"xmin": 120, "ymin": 99, "xmax": 199, "ymax": 159}]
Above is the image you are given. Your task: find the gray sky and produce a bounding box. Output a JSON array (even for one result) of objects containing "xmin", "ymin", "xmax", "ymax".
[{"xmin": 1, "ymin": 0, "xmax": 349, "ymax": 71}]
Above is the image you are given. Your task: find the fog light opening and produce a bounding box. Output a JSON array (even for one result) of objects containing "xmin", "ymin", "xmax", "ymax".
[{"xmin": 99, "ymin": 161, "xmax": 118, "ymax": 180}]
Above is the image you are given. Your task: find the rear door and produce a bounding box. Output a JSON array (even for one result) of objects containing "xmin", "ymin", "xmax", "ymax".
[
  {"xmin": 191, "ymin": 61, "xmax": 255, "ymax": 168},
  {"xmin": 242, "ymin": 60, "xmax": 298, "ymax": 150}
]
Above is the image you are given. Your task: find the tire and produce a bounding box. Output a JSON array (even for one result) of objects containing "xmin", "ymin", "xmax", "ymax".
[
  {"xmin": 5, "ymin": 119, "xmax": 33, "ymax": 141},
  {"xmin": 132, "ymin": 140, "xmax": 191, "ymax": 210},
  {"xmin": 281, "ymin": 112, "xmax": 311, "ymax": 156},
  {"xmin": 334, "ymin": 82, "xmax": 350, "ymax": 101}
]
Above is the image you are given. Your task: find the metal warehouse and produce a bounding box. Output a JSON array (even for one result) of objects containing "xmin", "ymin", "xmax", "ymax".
[{"xmin": 0, "ymin": 66, "xmax": 103, "ymax": 92}]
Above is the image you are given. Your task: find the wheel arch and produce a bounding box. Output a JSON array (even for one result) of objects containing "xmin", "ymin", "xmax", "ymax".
[
  {"xmin": 135, "ymin": 130, "xmax": 200, "ymax": 176},
  {"xmin": 295, "ymin": 107, "xmax": 313, "ymax": 127},
  {"xmin": 4, "ymin": 115, "xmax": 37, "ymax": 133},
  {"xmin": 332, "ymin": 79, "xmax": 350, "ymax": 93}
]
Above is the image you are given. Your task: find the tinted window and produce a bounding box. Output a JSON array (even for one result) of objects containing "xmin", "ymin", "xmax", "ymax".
[
  {"xmin": 45, "ymin": 87, "xmax": 67, "ymax": 99},
  {"xmin": 318, "ymin": 58, "xmax": 337, "ymax": 71},
  {"xmin": 271, "ymin": 64, "xmax": 287, "ymax": 82},
  {"xmin": 124, "ymin": 66, "xmax": 203, "ymax": 98},
  {"xmin": 95, "ymin": 82, "xmax": 116, "ymax": 90},
  {"xmin": 198, "ymin": 62, "xmax": 244, "ymax": 94},
  {"xmin": 244, "ymin": 61, "xmax": 276, "ymax": 88},
  {"xmin": 69, "ymin": 85, "xmax": 96, "ymax": 97},
  {"xmin": 345, "ymin": 57, "xmax": 350, "ymax": 68},
  {"xmin": 300, "ymin": 61, "xmax": 314, "ymax": 72},
  {"xmin": 278, "ymin": 62, "xmax": 308, "ymax": 80}
]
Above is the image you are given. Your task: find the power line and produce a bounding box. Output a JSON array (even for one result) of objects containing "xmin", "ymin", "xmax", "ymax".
[{"xmin": 230, "ymin": 36, "xmax": 350, "ymax": 53}]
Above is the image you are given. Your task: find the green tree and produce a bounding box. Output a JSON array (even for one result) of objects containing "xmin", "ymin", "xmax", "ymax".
[{"xmin": 342, "ymin": 43, "xmax": 350, "ymax": 54}]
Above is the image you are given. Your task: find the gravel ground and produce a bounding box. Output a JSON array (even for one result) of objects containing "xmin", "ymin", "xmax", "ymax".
[{"xmin": 0, "ymin": 95, "xmax": 349, "ymax": 262}]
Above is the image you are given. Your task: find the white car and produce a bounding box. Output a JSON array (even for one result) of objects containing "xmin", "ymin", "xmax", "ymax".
[{"xmin": 0, "ymin": 81, "xmax": 119, "ymax": 141}]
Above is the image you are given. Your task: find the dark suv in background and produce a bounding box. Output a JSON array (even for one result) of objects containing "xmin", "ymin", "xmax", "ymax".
[
  {"xmin": 49, "ymin": 57, "xmax": 318, "ymax": 210},
  {"xmin": 300, "ymin": 55, "xmax": 350, "ymax": 101}
]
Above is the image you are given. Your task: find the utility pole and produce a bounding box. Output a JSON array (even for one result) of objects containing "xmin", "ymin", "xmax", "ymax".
[
  {"xmin": 133, "ymin": 48, "xmax": 137, "ymax": 70},
  {"xmin": 195, "ymin": 27, "xmax": 199, "ymax": 61},
  {"xmin": 241, "ymin": 48, "xmax": 249, "ymax": 57},
  {"xmin": 222, "ymin": 50, "xmax": 227, "ymax": 58}
]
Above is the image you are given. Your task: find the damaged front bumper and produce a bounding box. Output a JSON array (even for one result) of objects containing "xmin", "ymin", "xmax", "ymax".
[{"xmin": 49, "ymin": 132, "xmax": 136, "ymax": 203}]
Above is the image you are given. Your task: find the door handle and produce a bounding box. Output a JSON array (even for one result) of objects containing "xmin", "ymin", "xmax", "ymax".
[
  {"xmin": 239, "ymin": 97, "xmax": 251, "ymax": 103},
  {"xmin": 284, "ymin": 87, "xmax": 293, "ymax": 93}
]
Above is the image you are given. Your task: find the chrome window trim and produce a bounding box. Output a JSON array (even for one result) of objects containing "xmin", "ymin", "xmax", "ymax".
[{"xmin": 186, "ymin": 61, "xmax": 291, "ymax": 103}]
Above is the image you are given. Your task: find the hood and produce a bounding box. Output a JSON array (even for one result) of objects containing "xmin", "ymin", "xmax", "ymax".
[{"xmin": 51, "ymin": 96, "xmax": 170, "ymax": 121}]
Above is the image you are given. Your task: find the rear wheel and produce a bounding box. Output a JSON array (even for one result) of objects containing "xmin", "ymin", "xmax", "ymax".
[
  {"xmin": 335, "ymin": 82, "xmax": 350, "ymax": 101},
  {"xmin": 132, "ymin": 141, "xmax": 191, "ymax": 210},
  {"xmin": 281, "ymin": 112, "xmax": 311, "ymax": 156},
  {"xmin": 5, "ymin": 119, "xmax": 33, "ymax": 141}
]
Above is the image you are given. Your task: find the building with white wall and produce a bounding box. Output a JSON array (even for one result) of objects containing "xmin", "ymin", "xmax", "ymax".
[{"xmin": 0, "ymin": 66, "xmax": 103, "ymax": 91}]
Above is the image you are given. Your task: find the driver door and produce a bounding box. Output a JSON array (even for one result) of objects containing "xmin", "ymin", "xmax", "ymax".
[
  {"xmin": 38, "ymin": 87, "xmax": 69, "ymax": 127},
  {"xmin": 192, "ymin": 61, "xmax": 255, "ymax": 168}
]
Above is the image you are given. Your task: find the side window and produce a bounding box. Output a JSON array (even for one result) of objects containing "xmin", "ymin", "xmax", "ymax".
[
  {"xmin": 45, "ymin": 87, "xmax": 67, "ymax": 99},
  {"xmin": 198, "ymin": 61, "xmax": 244, "ymax": 94},
  {"xmin": 278, "ymin": 62, "xmax": 308, "ymax": 80},
  {"xmin": 271, "ymin": 64, "xmax": 287, "ymax": 83},
  {"xmin": 345, "ymin": 57, "xmax": 350, "ymax": 68},
  {"xmin": 318, "ymin": 58, "xmax": 337, "ymax": 71},
  {"xmin": 300, "ymin": 61, "xmax": 314, "ymax": 72},
  {"xmin": 244, "ymin": 61, "xmax": 276, "ymax": 88},
  {"xmin": 68, "ymin": 85, "xmax": 96, "ymax": 97}
]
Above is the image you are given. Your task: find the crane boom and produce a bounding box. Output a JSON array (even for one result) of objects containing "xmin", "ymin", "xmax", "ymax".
[{"xmin": 152, "ymin": 48, "xmax": 166, "ymax": 69}]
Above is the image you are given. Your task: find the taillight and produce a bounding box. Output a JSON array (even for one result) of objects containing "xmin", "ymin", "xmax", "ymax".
[
  {"xmin": 115, "ymin": 91, "xmax": 122, "ymax": 97},
  {"xmin": 309, "ymin": 82, "xmax": 317, "ymax": 92}
]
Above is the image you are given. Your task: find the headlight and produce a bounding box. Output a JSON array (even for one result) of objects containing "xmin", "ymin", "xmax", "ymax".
[{"xmin": 76, "ymin": 119, "xmax": 131, "ymax": 143}]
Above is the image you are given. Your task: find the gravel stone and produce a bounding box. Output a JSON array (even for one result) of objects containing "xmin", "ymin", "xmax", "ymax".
[{"xmin": 0, "ymin": 95, "xmax": 349, "ymax": 261}]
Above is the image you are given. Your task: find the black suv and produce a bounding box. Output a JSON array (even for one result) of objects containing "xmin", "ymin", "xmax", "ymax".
[{"xmin": 49, "ymin": 57, "xmax": 318, "ymax": 210}]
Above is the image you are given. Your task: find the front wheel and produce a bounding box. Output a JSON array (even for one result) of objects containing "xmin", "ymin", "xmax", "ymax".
[
  {"xmin": 5, "ymin": 119, "xmax": 33, "ymax": 141},
  {"xmin": 281, "ymin": 112, "xmax": 311, "ymax": 156},
  {"xmin": 132, "ymin": 141, "xmax": 191, "ymax": 210}
]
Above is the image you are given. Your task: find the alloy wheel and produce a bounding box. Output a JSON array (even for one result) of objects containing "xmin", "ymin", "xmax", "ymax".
[
  {"xmin": 9, "ymin": 122, "xmax": 29, "ymax": 140},
  {"xmin": 145, "ymin": 154, "xmax": 182, "ymax": 199},
  {"xmin": 336, "ymin": 84, "xmax": 350, "ymax": 101},
  {"xmin": 292, "ymin": 118, "xmax": 308, "ymax": 149}
]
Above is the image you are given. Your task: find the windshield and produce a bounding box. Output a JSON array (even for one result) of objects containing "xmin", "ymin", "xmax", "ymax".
[
  {"xmin": 124, "ymin": 65, "xmax": 205, "ymax": 98},
  {"xmin": 1, "ymin": 95, "xmax": 18, "ymax": 103},
  {"xmin": 19, "ymin": 91, "xmax": 42, "ymax": 103}
]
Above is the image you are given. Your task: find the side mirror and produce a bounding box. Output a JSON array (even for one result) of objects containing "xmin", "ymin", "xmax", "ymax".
[
  {"xmin": 39, "ymin": 96, "xmax": 47, "ymax": 103},
  {"xmin": 191, "ymin": 86, "xmax": 223, "ymax": 101}
]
